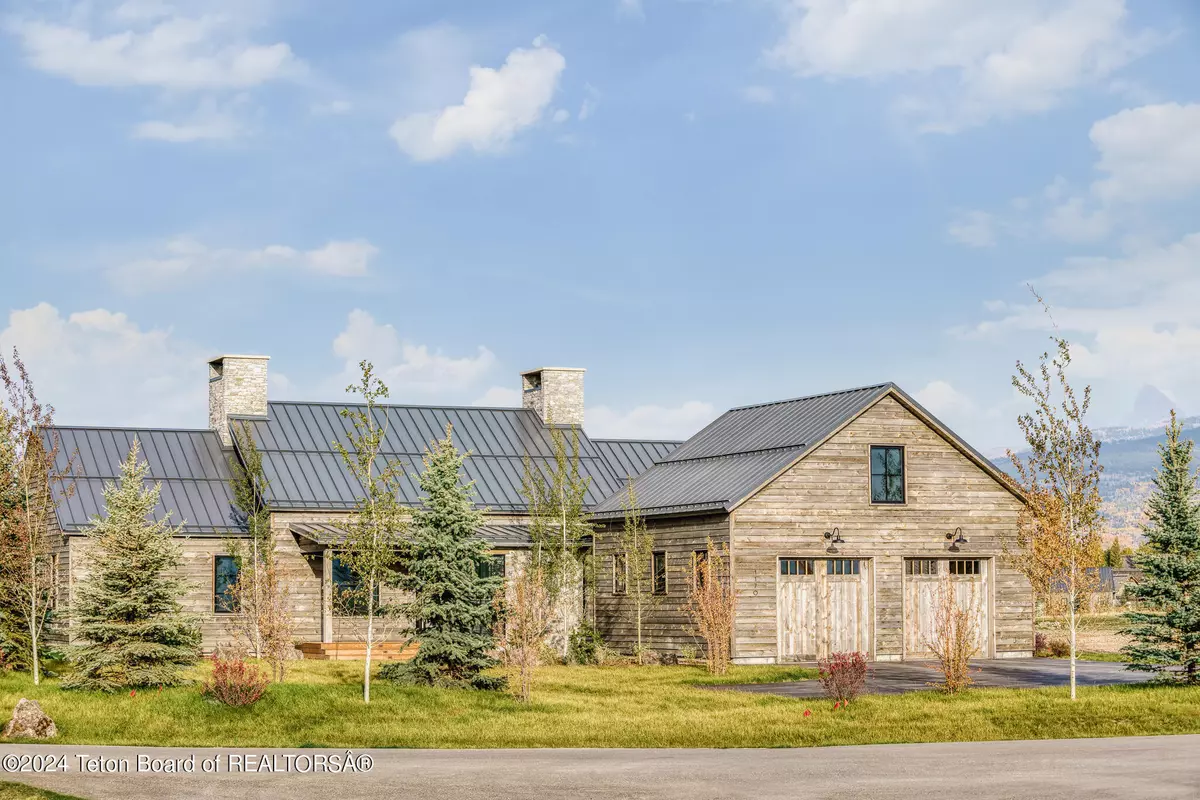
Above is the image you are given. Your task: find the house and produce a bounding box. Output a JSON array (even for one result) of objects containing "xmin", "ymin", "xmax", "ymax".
[
  {"xmin": 45, "ymin": 356, "xmax": 1033, "ymax": 662},
  {"xmin": 45, "ymin": 356, "xmax": 677, "ymax": 657},
  {"xmin": 590, "ymin": 383, "xmax": 1034, "ymax": 663}
]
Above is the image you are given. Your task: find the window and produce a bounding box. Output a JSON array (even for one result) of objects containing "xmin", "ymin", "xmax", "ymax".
[
  {"xmin": 826, "ymin": 559, "xmax": 861, "ymax": 576},
  {"xmin": 332, "ymin": 554, "xmax": 378, "ymax": 615},
  {"xmin": 906, "ymin": 559, "xmax": 939, "ymax": 576},
  {"xmin": 870, "ymin": 445, "xmax": 905, "ymax": 504},
  {"xmin": 693, "ymin": 550, "xmax": 709, "ymax": 589},
  {"xmin": 477, "ymin": 553, "xmax": 506, "ymax": 580},
  {"xmin": 48, "ymin": 554, "xmax": 59, "ymax": 610},
  {"xmin": 780, "ymin": 558, "xmax": 815, "ymax": 576},
  {"xmin": 652, "ymin": 552, "xmax": 667, "ymax": 596},
  {"xmin": 949, "ymin": 559, "xmax": 981, "ymax": 576},
  {"xmin": 214, "ymin": 555, "xmax": 239, "ymax": 614},
  {"xmin": 612, "ymin": 553, "xmax": 628, "ymax": 595}
]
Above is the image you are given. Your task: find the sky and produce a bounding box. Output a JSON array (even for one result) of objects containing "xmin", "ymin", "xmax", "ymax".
[{"xmin": 2, "ymin": 0, "xmax": 1199, "ymax": 454}]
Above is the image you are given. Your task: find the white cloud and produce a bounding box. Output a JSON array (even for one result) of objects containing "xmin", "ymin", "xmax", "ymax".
[
  {"xmin": 133, "ymin": 100, "xmax": 243, "ymax": 141},
  {"xmin": 947, "ymin": 211, "xmax": 1001, "ymax": 248},
  {"xmin": 473, "ymin": 386, "xmax": 522, "ymax": 408},
  {"xmin": 0, "ymin": 303, "xmax": 206, "ymax": 427},
  {"xmin": 389, "ymin": 37, "xmax": 566, "ymax": 162},
  {"xmin": 617, "ymin": 0, "xmax": 645, "ymax": 21},
  {"xmin": 770, "ymin": 0, "xmax": 1154, "ymax": 132},
  {"xmin": 9, "ymin": 7, "xmax": 301, "ymax": 91},
  {"xmin": 742, "ymin": 85, "xmax": 776, "ymax": 104},
  {"xmin": 331, "ymin": 310, "xmax": 497, "ymax": 396},
  {"xmin": 975, "ymin": 231, "xmax": 1200, "ymax": 408},
  {"xmin": 588, "ymin": 400, "xmax": 717, "ymax": 440},
  {"xmin": 915, "ymin": 380, "xmax": 977, "ymax": 421},
  {"xmin": 108, "ymin": 237, "xmax": 378, "ymax": 292},
  {"xmin": 1089, "ymin": 103, "xmax": 1200, "ymax": 204},
  {"xmin": 552, "ymin": 108, "xmax": 570, "ymax": 124},
  {"xmin": 1043, "ymin": 197, "xmax": 1111, "ymax": 242}
]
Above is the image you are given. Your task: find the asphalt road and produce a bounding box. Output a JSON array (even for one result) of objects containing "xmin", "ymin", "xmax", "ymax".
[{"xmin": 3, "ymin": 736, "xmax": 1198, "ymax": 800}]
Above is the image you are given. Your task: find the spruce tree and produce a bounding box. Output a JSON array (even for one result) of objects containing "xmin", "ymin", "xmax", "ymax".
[
  {"xmin": 1121, "ymin": 412, "xmax": 1200, "ymax": 683},
  {"xmin": 64, "ymin": 441, "xmax": 200, "ymax": 691},
  {"xmin": 387, "ymin": 424, "xmax": 502, "ymax": 689}
]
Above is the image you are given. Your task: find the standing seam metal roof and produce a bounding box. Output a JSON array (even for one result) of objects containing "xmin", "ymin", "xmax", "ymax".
[
  {"xmin": 590, "ymin": 384, "xmax": 893, "ymax": 516},
  {"xmin": 47, "ymin": 427, "xmax": 240, "ymax": 533}
]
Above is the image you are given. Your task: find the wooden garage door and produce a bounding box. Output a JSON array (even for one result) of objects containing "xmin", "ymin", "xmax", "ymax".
[
  {"xmin": 778, "ymin": 558, "xmax": 871, "ymax": 661},
  {"xmin": 903, "ymin": 558, "xmax": 989, "ymax": 658}
]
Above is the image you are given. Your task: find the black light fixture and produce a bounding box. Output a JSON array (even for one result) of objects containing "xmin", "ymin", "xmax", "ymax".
[
  {"xmin": 824, "ymin": 527, "xmax": 844, "ymax": 553},
  {"xmin": 946, "ymin": 527, "xmax": 968, "ymax": 552}
]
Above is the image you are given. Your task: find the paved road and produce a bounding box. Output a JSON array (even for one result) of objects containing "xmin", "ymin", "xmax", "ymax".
[
  {"xmin": 718, "ymin": 658, "xmax": 1150, "ymax": 698},
  {"xmin": 3, "ymin": 736, "xmax": 1197, "ymax": 800}
]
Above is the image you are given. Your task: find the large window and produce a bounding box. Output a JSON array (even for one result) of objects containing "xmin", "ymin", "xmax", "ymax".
[
  {"xmin": 870, "ymin": 445, "xmax": 906, "ymax": 504},
  {"xmin": 652, "ymin": 552, "xmax": 667, "ymax": 596},
  {"xmin": 613, "ymin": 553, "xmax": 628, "ymax": 595},
  {"xmin": 213, "ymin": 555, "xmax": 239, "ymax": 614},
  {"xmin": 332, "ymin": 554, "xmax": 378, "ymax": 615},
  {"xmin": 477, "ymin": 553, "xmax": 506, "ymax": 580}
]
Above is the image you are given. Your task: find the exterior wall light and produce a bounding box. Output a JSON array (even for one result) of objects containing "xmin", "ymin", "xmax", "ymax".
[
  {"xmin": 946, "ymin": 527, "xmax": 968, "ymax": 552},
  {"xmin": 824, "ymin": 527, "xmax": 844, "ymax": 553}
]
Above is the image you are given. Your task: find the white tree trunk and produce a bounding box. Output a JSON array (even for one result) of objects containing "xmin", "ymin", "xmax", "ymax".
[{"xmin": 364, "ymin": 579, "xmax": 375, "ymax": 705}]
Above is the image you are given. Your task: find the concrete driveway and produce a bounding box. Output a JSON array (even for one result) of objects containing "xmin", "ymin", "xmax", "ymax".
[
  {"xmin": 717, "ymin": 658, "xmax": 1151, "ymax": 698},
  {"xmin": 3, "ymin": 736, "xmax": 1197, "ymax": 800}
]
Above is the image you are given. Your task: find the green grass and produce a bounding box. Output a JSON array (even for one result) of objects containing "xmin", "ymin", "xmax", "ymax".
[
  {"xmin": 0, "ymin": 782, "xmax": 85, "ymax": 800},
  {"xmin": 1076, "ymin": 651, "xmax": 1129, "ymax": 663},
  {"xmin": 2, "ymin": 661, "xmax": 1198, "ymax": 749}
]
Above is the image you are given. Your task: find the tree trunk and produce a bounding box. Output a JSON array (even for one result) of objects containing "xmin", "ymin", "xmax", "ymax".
[
  {"xmin": 1068, "ymin": 572, "xmax": 1077, "ymax": 701},
  {"xmin": 364, "ymin": 577, "xmax": 375, "ymax": 705},
  {"xmin": 29, "ymin": 556, "xmax": 40, "ymax": 686}
]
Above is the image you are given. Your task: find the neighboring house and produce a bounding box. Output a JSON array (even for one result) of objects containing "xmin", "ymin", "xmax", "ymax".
[
  {"xmin": 46, "ymin": 356, "xmax": 676, "ymax": 657},
  {"xmin": 590, "ymin": 384, "xmax": 1034, "ymax": 663},
  {"xmin": 44, "ymin": 356, "xmax": 1034, "ymax": 662}
]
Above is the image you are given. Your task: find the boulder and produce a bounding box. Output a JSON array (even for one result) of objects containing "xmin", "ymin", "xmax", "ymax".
[{"xmin": 2, "ymin": 698, "xmax": 58, "ymax": 740}]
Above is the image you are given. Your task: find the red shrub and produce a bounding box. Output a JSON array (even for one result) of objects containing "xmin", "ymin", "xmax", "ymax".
[
  {"xmin": 817, "ymin": 651, "xmax": 869, "ymax": 704},
  {"xmin": 201, "ymin": 650, "xmax": 269, "ymax": 707}
]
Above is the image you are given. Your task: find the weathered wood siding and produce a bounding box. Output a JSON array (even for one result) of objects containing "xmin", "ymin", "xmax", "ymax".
[
  {"xmin": 593, "ymin": 512, "xmax": 729, "ymax": 655},
  {"xmin": 733, "ymin": 395, "xmax": 1031, "ymax": 663}
]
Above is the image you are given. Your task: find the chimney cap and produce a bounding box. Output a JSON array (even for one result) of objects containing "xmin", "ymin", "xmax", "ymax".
[
  {"xmin": 519, "ymin": 366, "xmax": 585, "ymax": 376},
  {"xmin": 208, "ymin": 354, "xmax": 271, "ymax": 366}
]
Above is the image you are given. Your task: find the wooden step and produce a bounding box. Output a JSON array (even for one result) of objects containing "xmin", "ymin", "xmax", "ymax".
[{"xmin": 297, "ymin": 642, "xmax": 419, "ymax": 661}]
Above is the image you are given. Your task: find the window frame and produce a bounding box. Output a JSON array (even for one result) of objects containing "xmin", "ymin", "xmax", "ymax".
[
  {"xmin": 869, "ymin": 444, "xmax": 907, "ymax": 505},
  {"xmin": 905, "ymin": 558, "xmax": 939, "ymax": 577},
  {"xmin": 826, "ymin": 558, "xmax": 861, "ymax": 576},
  {"xmin": 652, "ymin": 551, "xmax": 667, "ymax": 596},
  {"xmin": 692, "ymin": 550, "xmax": 709, "ymax": 590},
  {"xmin": 779, "ymin": 558, "xmax": 816, "ymax": 577},
  {"xmin": 476, "ymin": 552, "xmax": 507, "ymax": 580},
  {"xmin": 948, "ymin": 559, "xmax": 982, "ymax": 576},
  {"xmin": 331, "ymin": 552, "xmax": 379, "ymax": 616},
  {"xmin": 213, "ymin": 555, "xmax": 240, "ymax": 615},
  {"xmin": 612, "ymin": 553, "xmax": 628, "ymax": 596}
]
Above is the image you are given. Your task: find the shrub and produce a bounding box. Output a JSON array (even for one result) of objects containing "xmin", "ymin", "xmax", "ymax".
[
  {"xmin": 925, "ymin": 579, "xmax": 981, "ymax": 693},
  {"xmin": 568, "ymin": 622, "xmax": 604, "ymax": 665},
  {"xmin": 201, "ymin": 648, "xmax": 269, "ymax": 707},
  {"xmin": 1048, "ymin": 638, "xmax": 1071, "ymax": 658},
  {"xmin": 817, "ymin": 651, "xmax": 868, "ymax": 703},
  {"xmin": 687, "ymin": 541, "xmax": 735, "ymax": 675},
  {"xmin": 1034, "ymin": 632, "xmax": 1049, "ymax": 656}
]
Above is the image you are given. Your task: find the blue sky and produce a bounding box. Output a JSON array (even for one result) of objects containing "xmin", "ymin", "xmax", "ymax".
[{"xmin": 2, "ymin": 0, "xmax": 1199, "ymax": 452}]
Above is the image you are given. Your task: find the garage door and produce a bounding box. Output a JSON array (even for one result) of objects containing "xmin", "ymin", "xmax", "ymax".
[
  {"xmin": 903, "ymin": 558, "xmax": 989, "ymax": 658},
  {"xmin": 778, "ymin": 558, "xmax": 871, "ymax": 661}
]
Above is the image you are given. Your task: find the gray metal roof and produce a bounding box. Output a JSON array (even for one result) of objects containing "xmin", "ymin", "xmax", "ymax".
[
  {"xmin": 48, "ymin": 427, "xmax": 240, "ymax": 534},
  {"xmin": 290, "ymin": 521, "xmax": 532, "ymax": 548},
  {"xmin": 591, "ymin": 384, "xmax": 893, "ymax": 517},
  {"xmin": 591, "ymin": 439, "xmax": 682, "ymax": 482},
  {"xmin": 239, "ymin": 402, "xmax": 630, "ymax": 513}
]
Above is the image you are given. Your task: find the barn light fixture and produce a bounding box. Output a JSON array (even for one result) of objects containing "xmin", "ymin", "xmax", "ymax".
[
  {"xmin": 824, "ymin": 527, "xmax": 844, "ymax": 553},
  {"xmin": 946, "ymin": 527, "xmax": 968, "ymax": 552}
]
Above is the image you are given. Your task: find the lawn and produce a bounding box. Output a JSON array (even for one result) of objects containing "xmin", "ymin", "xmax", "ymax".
[
  {"xmin": 0, "ymin": 783, "xmax": 84, "ymax": 800},
  {"xmin": 1, "ymin": 661, "xmax": 1198, "ymax": 749}
]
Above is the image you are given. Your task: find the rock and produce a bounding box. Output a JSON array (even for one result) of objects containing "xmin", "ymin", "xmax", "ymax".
[
  {"xmin": 2, "ymin": 699, "xmax": 58, "ymax": 740},
  {"xmin": 660, "ymin": 652, "xmax": 680, "ymax": 666}
]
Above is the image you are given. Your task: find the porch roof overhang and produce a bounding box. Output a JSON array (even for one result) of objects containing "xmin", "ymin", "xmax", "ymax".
[{"xmin": 288, "ymin": 521, "xmax": 533, "ymax": 550}]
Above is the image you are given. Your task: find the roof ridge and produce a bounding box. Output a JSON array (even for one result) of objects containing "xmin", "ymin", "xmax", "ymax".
[
  {"xmin": 663, "ymin": 443, "xmax": 807, "ymax": 465},
  {"xmin": 48, "ymin": 425, "xmax": 217, "ymax": 434},
  {"xmin": 727, "ymin": 382, "xmax": 893, "ymax": 412},
  {"xmin": 266, "ymin": 400, "xmax": 528, "ymax": 413},
  {"xmin": 594, "ymin": 438, "xmax": 685, "ymax": 444}
]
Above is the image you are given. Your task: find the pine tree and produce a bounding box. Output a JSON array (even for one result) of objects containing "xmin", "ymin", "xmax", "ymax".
[
  {"xmin": 385, "ymin": 424, "xmax": 503, "ymax": 689},
  {"xmin": 63, "ymin": 441, "xmax": 200, "ymax": 691},
  {"xmin": 1121, "ymin": 412, "xmax": 1200, "ymax": 684}
]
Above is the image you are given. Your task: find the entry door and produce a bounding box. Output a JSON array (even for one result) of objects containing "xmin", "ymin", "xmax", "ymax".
[
  {"xmin": 903, "ymin": 558, "xmax": 989, "ymax": 658},
  {"xmin": 778, "ymin": 558, "xmax": 871, "ymax": 661}
]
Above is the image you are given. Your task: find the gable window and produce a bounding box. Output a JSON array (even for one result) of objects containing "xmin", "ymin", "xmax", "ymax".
[
  {"xmin": 780, "ymin": 558, "xmax": 815, "ymax": 576},
  {"xmin": 214, "ymin": 556, "xmax": 240, "ymax": 614},
  {"xmin": 870, "ymin": 445, "xmax": 906, "ymax": 504},
  {"xmin": 477, "ymin": 553, "xmax": 506, "ymax": 580},
  {"xmin": 613, "ymin": 553, "xmax": 628, "ymax": 595},
  {"xmin": 652, "ymin": 552, "xmax": 667, "ymax": 596},
  {"xmin": 332, "ymin": 553, "xmax": 378, "ymax": 615}
]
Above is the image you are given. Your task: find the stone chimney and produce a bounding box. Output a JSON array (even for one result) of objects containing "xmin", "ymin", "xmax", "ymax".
[
  {"xmin": 521, "ymin": 367, "xmax": 585, "ymax": 427},
  {"xmin": 208, "ymin": 355, "xmax": 270, "ymax": 447}
]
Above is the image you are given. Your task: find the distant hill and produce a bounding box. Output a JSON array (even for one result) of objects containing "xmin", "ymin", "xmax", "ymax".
[{"xmin": 994, "ymin": 416, "xmax": 1200, "ymax": 546}]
